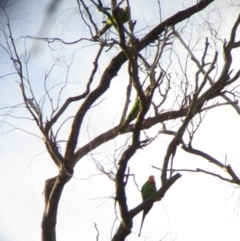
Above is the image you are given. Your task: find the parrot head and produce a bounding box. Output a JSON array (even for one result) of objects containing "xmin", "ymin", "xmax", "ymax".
[
  {"xmin": 123, "ymin": 6, "xmax": 130, "ymax": 12},
  {"xmin": 148, "ymin": 175, "xmax": 155, "ymax": 183}
]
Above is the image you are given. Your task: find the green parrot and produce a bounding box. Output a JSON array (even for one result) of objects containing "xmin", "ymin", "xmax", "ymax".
[
  {"xmin": 93, "ymin": 6, "xmax": 130, "ymax": 39},
  {"xmin": 119, "ymin": 98, "xmax": 141, "ymax": 130},
  {"xmin": 139, "ymin": 175, "xmax": 157, "ymax": 237},
  {"xmin": 119, "ymin": 86, "xmax": 151, "ymax": 132}
]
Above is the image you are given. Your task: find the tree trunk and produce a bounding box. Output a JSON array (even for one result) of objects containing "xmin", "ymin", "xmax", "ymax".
[
  {"xmin": 41, "ymin": 172, "xmax": 71, "ymax": 241},
  {"xmin": 112, "ymin": 223, "xmax": 131, "ymax": 241}
]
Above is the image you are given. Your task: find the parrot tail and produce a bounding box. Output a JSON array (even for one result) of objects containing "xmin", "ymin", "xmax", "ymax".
[
  {"xmin": 138, "ymin": 203, "xmax": 153, "ymax": 237},
  {"xmin": 118, "ymin": 119, "xmax": 128, "ymax": 133},
  {"xmin": 92, "ymin": 24, "xmax": 111, "ymax": 40}
]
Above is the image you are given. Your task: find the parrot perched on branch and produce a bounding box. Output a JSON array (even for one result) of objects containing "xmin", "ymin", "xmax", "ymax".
[
  {"xmin": 120, "ymin": 97, "xmax": 141, "ymax": 130},
  {"xmin": 139, "ymin": 175, "xmax": 157, "ymax": 237},
  {"xmin": 119, "ymin": 86, "xmax": 152, "ymax": 132},
  {"xmin": 93, "ymin": 6, "xmax": 130, "ymax": 39}
]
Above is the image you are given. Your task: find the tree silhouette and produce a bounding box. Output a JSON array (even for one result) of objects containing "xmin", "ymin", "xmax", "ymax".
[{"xmin": 1, "ymin": 0, "xmax": 240, "ymax": 241}]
